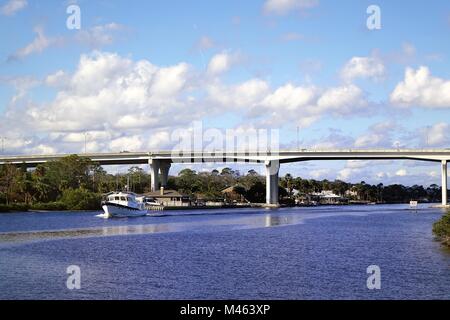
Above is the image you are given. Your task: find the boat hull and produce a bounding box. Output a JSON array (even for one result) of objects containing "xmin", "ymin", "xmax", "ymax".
[{"xmin": 102, "ymin": 203, "xmax": 148, "ymax": 218}]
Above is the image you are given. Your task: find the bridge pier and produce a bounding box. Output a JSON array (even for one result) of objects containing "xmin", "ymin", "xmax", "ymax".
[
  {"xmin": 265, "ymin": 160, "xmax": 280, "ymax": 206},
  {"xmin": 149, "ymin": 159, "xmax": 171, "ymax": 191},
  {"xmin": 442, "ymin": 160, "xmax": 448, "ymax": 206},
  {"xmin": 149, "ymin": 159, "xmax": 160, "ymax": 192},
  {"xmin": 159, "ymin": 161, "xmax": 171, "ymax": 188}
]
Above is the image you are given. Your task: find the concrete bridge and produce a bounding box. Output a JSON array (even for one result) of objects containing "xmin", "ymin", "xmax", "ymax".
[{"xmin": 0, "ymin": 149, "xmax": 449, "ymax": 206}]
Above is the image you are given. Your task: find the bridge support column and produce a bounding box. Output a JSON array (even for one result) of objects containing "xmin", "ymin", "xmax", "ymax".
[
  {"xmin": 265, "ymin": 160, "xmax": 280, "ymax": 206},
  {"xmin": 149, "ymin": 159, "xmax": 160, "ymax": 192},
  {"xmin": 159, "ymin": 161, "xmax": 171, "ymax": 188},
  {"xmin": 442, "ymin": 160, "xmax": 448, "ymax": 206}
]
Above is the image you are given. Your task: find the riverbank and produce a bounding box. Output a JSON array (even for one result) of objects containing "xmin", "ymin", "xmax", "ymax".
[
  {"xmin": 0, "ymin": 202, "xmax": 69, "ymax": 213},
  {"xmin": 1, "ymin": 201, "xmax": 443, "ymax": 213},
  {"xmin": 433, "ymin": 211, "xmax": 450, "ymax": 247}
]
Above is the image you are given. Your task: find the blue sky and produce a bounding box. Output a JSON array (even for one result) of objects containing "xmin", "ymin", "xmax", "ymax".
[{"xmin": 0, "ymin": 0, "xmax": 449, "ymax": 185}]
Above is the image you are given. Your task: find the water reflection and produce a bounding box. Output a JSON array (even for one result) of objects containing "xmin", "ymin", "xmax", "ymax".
[
  {"xmin": 264, "ymin": 214, "xmax": 296, "ymax": 227},
  {"xmin": 100, "ymin": 224, "xmax": 170, "ymax": 236},
  {"xmin": 0, "ymin": 223, "xmax": 176, "ymax": 244},
  {"xmin": 0, "ymin": 206, "xmax": 386, "ymax": 245}
]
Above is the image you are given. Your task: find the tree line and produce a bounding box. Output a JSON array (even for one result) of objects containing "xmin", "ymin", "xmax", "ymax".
[{"xmin": 0, "ymin": 155, "xmax": 445, "ymax": 211}]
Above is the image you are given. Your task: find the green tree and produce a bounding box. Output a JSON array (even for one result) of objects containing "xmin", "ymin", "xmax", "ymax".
[{"xmin": 60, "ymin": 188, "xmax": 102, "ymax": 210}]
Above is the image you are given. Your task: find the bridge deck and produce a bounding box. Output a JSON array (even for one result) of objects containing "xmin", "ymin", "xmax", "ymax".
[{"xmin": 0, "ymin": 149, "xmax": 449, "ymax": 167}]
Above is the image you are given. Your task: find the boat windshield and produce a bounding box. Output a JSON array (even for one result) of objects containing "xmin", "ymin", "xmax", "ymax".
[{"xmin": 107, "ymin": 194, "xmax": 137, "ymax": 202}]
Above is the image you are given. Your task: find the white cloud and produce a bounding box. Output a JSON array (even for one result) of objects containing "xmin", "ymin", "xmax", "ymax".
[
  {"xmin": 9, "ymin": 23, "xmax": 125, "ymax": 61},
  {"xmin": 383, "ymin": 42, "xmax": 417, "ymax": 65},
  {"xmin": 354, "ymin": 134, "xmax": 384, "ymax": 148},
  {"xmin": 146, "ymin": 131, "xmax": 171, "ymax": 149},
  {"xmin": 45, "ymin": 70, "xmax": 69, "ymax": 87},
  {"xmin": 340, "ymin": 56, "xmax": 385, "ymax": 82},
  {"xmin": 206, "ymin": 78, "xmax": 270, "ymax": 109},
  {"xmin": 9, "ymin": 26, "xmax": 58, "ymax": 60},
  {"xmin": 309, "ymin": 168, "xmax": 331, "ymax": 179},
  {"xmin": 402, "ymin": 42, "xmax": 416, "ymax": 58},
  {"xmin": 0, "ymin": 51, "xmax": 199, "ymax": 154},
  {"xmin": 346, "ymin": 160, "xmax": 368, "ymax": 169},
  {"xmin": 208, "ymin": 80, "xmax": 369, "ymax": 128},
  {"xmin": 0, "ymin": 0, "xmax": 27, "ymax": 16},
  {"xmin": 376, "ymin": 172, "xmax": 386, "ymax": 179},
  {"xmin": 395, "ymin": 169, "xmax": 407, "ymax": 176},
  {"xmin": 426, "ymin": 122, "xmax": 449, "ymax": 146},
  {"xmin": 354, "ymin": 121, "xmax": 396, "ymax": 148},
  {"xmin": 428, "ymin": 171, "xmax": 438, "ymax": 178},
  {"xmin": 262, "ymin": 83, "xmax": 317, "ymax": 111},
  {"xmin": 337, "ymin": 167, "xmax": 361, "ymax": 181},
  {"xmin": 308, "ymin": 129, "xmax": 355, "ymax": 149},
  {"xmin": 75, "ymin": 23, "xmax": 125, "ymax": 48},
  {"xmin": 0, "ymin": 76, "xmax": 39, "ymax": 103},
  {"xmin": 150, "ymin": 63, "xmax": 190, "ymax": 97},
  {"xmin": 337, "ymin": 160, "xmax": 392, "ymax": 182},
  {"xmin": 207, "ymin": 52, "xmax": 240, "ymax": 75},
  {"xmin": 109, "ymin": 135, "xmax": 144, "ymax": 152},
  {"xmin": 0, "ymin": 50, "xmax": 375, "ymax": 155},
  {"xmin": 263, "ymin": 0, "xmax": 319, "ymax": 15},
  {"xmin": 25, "ymin": 144, "xmax": 57, "ymax": 155},
  {"xmin": 196, "ymin": 36, "xmax": 215, "ymax": 50},
  {"xmin": 316, "ymin": 84, "xmax": 367, "ymax": 114},
  {"xmin": 390, "ymin": 66, "xmax": 450, "ymax": 108}
]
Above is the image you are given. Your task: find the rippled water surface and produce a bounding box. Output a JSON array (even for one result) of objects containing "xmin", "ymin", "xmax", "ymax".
[{"xmin": 0, "ymin": 204, "xmax": 449, "ymax": 299}]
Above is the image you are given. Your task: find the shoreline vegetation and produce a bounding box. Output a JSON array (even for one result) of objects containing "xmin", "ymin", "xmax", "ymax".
[
  {"xmin": 433, "ymin": 211, "xmax": 450, "ymax": 247},
  {"xmin": 0, "ymin": 154, "xmax": 447, "ymax": 212}
]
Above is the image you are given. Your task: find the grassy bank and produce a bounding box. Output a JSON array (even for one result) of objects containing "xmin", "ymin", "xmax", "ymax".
[
  {"xmin": 0, "ymin": 201, "xmax": 102, "ymax": 213},
  {"xmin": 433, "ymin": 211, "xmax": 450, "ymax": 247},
  {"xmin": 0, "ymin": 203, "xmax": 30, "ymax": 213},
  {"xmin": 0, "ymin": 189, "xmax": 103, "ymax": 213}
]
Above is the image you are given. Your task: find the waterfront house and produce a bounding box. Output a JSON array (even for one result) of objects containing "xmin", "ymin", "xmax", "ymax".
[
  {"xmin": 144, "ymin": 188, "xmax": 191, "ymax": 207},
  {"xmin": 311, "ymin": 190, "xmax": 347, "ymax": 204},
  {"xmin": 345, "ymin": 189, "xmax": 358, "ymax": 198},
  {"xmin": 193, "ymin": 194, "xmax": 225, "ymax": 207}
]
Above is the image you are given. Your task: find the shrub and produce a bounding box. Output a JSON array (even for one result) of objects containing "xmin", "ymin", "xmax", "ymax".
[
  {"xmin": 60, "ymin": 188, "xmax": 102, "ymax": 210},
  {"xmin": 30, "ymin": 202, "xmax": 68, "ymax": 211},
  {"xmin": 433, "ymin": 211, "xmax": 450, "ymax": 246},
  {"xmin": 0, "ymin": 203, "xmax": 29, "ymax": 212}
]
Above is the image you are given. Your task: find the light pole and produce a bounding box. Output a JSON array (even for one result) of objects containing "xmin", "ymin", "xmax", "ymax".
[
  {"xmin": 84, "ymin": 132, "xmax": 89, "ymax": 154},
  {"xmin": 1, "ymin": 137, "xmax": 5, "ymax": 154}
]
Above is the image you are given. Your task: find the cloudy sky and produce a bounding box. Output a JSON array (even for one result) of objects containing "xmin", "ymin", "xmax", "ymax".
[{"xmin": 0, "ymin": 0, "xmax": 449, "ymax": 185}]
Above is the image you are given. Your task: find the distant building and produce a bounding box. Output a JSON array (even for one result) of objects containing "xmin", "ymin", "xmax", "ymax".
[
  {"xmin": 291, "ymin": 189, "xmax": 300, "ymax": 197},
  {"xmin": 311, "ymin": 190, "xmax": 346, "ymax": 204},
  {"xmin": 194, "ymin": 194, "xmax": 224, "ymax": 207},
  {"xmin": 144, "ymin": 188, "xmax": 191, "ymax": 206},
  {"xmin": 345, "ymin": 189, "xmax": 358, "ymax": 198}
]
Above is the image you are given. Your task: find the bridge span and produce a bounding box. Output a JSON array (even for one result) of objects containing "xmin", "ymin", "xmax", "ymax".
[{"xmin": 0, "ymin": 149, "xmax": 449, "ymax": 206}]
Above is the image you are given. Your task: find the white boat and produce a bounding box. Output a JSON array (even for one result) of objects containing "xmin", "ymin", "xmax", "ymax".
[{"xmin": 101, "ymin": 191, "xmax": 151, "ymax": 218}]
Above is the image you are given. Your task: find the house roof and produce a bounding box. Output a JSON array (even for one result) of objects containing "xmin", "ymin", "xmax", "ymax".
[
  {"xmin": 221, "ymin": 186, "xmax": 236, "ymax": 193},
  {"xmin": 221, "ymin": 185, "xmax": 248, "ymax": 194},
  {"xmin": 143, "ymin": 189, "xmax": 188, "ymax": 198}
]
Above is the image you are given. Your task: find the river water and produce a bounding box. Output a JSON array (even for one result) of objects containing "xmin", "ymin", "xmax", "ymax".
[{"xmin": 0, "ymin": 204, "xmax": 449, "ymax": 299}]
